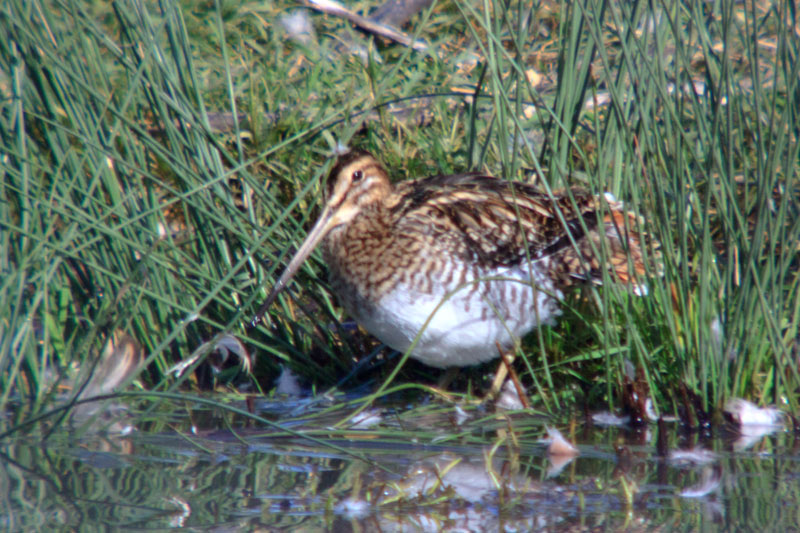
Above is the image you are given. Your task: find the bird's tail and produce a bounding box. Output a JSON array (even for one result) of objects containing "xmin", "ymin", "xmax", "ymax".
[{"xmin": 548, "ymin": 195, "xmax": 662, "ymax": 295}]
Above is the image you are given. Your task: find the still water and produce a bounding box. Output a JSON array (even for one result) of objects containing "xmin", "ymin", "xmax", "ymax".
[{"xmin": 2, "ymin": 395, "xmax": 798, "ymax": 531}]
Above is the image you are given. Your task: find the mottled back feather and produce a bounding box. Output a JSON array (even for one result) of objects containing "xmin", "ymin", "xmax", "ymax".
[
  {"xmin": 391, "ymin": 173, "xmax": 601, "ymax": 270},
  {"xmin": 322, "ymin": 152, "xmax": 660, "ymax": 301}
]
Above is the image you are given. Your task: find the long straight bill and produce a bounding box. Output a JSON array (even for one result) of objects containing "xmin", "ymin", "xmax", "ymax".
[{"xmin": 249, "ymin": 203, "xmax": 338, "ymax": 329}]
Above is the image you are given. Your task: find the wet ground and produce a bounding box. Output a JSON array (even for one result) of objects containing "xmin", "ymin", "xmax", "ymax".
[{"xmin": 2, "ymin": 395, "xmax": 798, "ymax": 531}]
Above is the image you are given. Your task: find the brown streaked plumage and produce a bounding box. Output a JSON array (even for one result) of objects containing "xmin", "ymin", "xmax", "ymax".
[{"xmin": 261, "ymin": 150, "xmax": 659, "ymax": 369}]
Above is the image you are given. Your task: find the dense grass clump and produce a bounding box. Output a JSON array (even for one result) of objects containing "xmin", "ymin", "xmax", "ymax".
[{"xmin": 0, "ymin": 0, "xmax": 797, "ymax": 427}]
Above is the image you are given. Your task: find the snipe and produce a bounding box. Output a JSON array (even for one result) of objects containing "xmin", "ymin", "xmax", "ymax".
[{"xmin": 260, "ymin": 150, "xmax": 658, "ymax": 371}]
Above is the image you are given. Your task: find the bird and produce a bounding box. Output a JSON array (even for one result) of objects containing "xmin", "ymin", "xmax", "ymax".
[{"xmin": 259, "ymin": 149, "xmax": 659, "ymax": 379}]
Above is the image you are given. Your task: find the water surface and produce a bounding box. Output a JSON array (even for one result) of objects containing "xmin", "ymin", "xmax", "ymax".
[{"xmin": 2, "ymin": 396, "xmax": 797, "ymax": 531}]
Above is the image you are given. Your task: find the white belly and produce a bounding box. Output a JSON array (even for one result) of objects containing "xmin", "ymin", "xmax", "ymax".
[{"xmin": 343, "ymin": 264, "xmax": 563, "ymax": 368}]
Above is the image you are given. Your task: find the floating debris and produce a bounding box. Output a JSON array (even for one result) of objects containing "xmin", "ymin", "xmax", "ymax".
[
  {"xmin": 724, "ymin": 398, "xmax": 784, "ymax": 451},
  {"xmin": 346, "ymin": 408, "xmax": 383, "ymax": 430},
  {"xmin": 591, "ymin": 411, "xmax": 630, "ymax": 427},
  {"xmin": 335, "ymin": 498, "xmax": 370, "ymax": 519},
  {"xmin": 495, "ymin": 379, "xmax": 526, "ymax": 411},
  {"xmin": 70, "ymin": 331, "xmax": 144, "ymax": 431},
  {"xmin": 724, "ymin": 398, "xmax": 784, "ymax": 427},
  {"xmin": 542, "ymin": 427, "xmax": 579, "ymax": 477},
  {"xmin": 452, "ymin": 405, "xmax": 469, "ymax": 425},
  {"xmin": 80, "ymin": 331, "xmax": 144, "ymax": 398},
  {"xmin": 274, "ymin": 365, "xmax": 303, "ymax": 397},
  {"xmin": 280, "ymin": 10, "xmax": 316, "ymax": 45},
  {"xmin": 167, "ymin": 334, "xmax": 252, "ymax": 378},
  {"xmin": 542, "ymin": 427, "xmax": 579, "ymax": 457}
]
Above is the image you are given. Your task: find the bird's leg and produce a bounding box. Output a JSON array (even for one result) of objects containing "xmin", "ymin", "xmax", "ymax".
[
  {"xmin": 436, "ymin": 367, "xmax": 459, "ymax": 390},
  {"xmin": 488, "ymin": 347, "xmax": 510, "ymax": 398},
  {"xmin": 488, "ymin": 342, "xmax": 530, "ymax": 408}
]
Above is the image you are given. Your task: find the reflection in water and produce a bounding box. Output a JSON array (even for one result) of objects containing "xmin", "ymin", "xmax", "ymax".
[
  {"xmin": 2, "ymin": 396, "xmax": 798, "ymax": 531},
  {"xmin": 680, "ymin": 465, "xmax": 722, "ymax": 498},
  {"xmin": 668, "ymin": 447, "xmax": 717, "ymax": 466}
]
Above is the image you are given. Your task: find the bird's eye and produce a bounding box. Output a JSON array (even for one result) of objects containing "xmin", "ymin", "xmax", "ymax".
[{"xmin": 352, "ymin": 170, "xmax": 364, "ymax": 182}]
